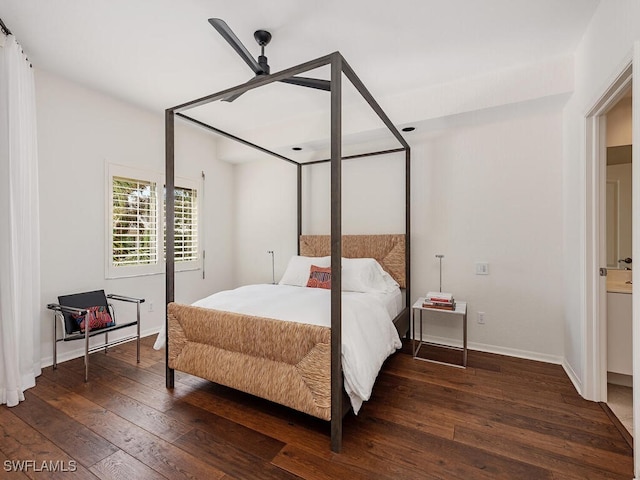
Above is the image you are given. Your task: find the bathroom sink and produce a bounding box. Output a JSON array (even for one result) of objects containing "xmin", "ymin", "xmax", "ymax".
[{"xmin": 607, "ymin": 269, "xmax": 633, "ymax": 293}]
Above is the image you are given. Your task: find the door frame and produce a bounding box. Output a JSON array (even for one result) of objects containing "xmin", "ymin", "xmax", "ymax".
[
  {"xmin": 584, "ymin": 61, "xmax": 632, "ymax": 403},
  {"xmin": 584, "ymin": 42, "xmax": 640, "ymax": 477}
]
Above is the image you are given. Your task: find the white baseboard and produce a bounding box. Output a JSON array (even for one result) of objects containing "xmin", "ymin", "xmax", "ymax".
[
  {"xmin": 562, "ymin": 358, "xmax": 583, "ymax": 397},
  {"xmin": 419, "ymin": 334, "xmax": 564, "ymax": 365},
  {"xmin": 40, "ymin": 327, "xmax": 161, "ymax": 369},
  {"xmin": 468, "ymin": 341, "xmax": 564, "ymax": 365}
]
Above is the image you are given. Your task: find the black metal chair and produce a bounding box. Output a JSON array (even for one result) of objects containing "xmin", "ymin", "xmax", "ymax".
[{"xmin": 47, "ymin": 289, "xmax": 144, "ymax": 381}]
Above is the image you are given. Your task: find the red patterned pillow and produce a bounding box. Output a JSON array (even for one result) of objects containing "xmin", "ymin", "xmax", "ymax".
[
  {"xmin": 306, "ymin": 265, "xmax": 332, "ymax": 289},
  {"xmin": 71, "ymin": 305, "xmax": 115, "ymax": 333}
]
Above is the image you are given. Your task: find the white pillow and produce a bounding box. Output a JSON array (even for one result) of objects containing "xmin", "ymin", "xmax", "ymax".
[
  {"xmin": 341, "ymin": 257, "xmax": 399, "ymax": 293},
  {"xmin": 279, "ymin": 256, "xmax": 330, "ymax": 287}
]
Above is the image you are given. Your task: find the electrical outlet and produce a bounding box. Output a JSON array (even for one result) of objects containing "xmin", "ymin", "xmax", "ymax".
[
  {"xmin": 148, "ymin": 301, "xmax": 154, "ymax": 312},
  {"xmin": 475, "ymin": 262, "xmax": 489, "ymax": 275},
  {"xmin": 477, "ymin": 311, "xmax": 485, "ymax": 324}
]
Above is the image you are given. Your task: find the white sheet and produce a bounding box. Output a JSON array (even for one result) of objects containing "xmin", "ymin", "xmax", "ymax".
[{"xmin": 154, "ymin": 284, "xmax": 402, "ymax": 414}]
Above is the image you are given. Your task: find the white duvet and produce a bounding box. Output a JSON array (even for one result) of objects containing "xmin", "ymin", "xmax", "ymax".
[{"xmin": 154, "ymin": 284, "xmax": 402, "ymax": 414}]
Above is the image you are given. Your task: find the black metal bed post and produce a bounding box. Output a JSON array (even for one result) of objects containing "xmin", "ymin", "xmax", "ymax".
[
  {"xmin": 405, "ymin": 147, "xmax": 411, "ymax": 311},
  {"xmin": 330, "ymin": 52, "xmax": 343, "ymax": 453},
  {"xmin": 165, "ymin": 109, "xmax": 176, "ymax": 388},
  {"xmin": 297, "ymin": 164, "xmax": 302, "ymax": 255}
]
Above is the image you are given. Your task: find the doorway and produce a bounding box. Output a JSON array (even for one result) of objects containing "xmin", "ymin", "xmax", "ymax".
[
  {"xmin": 584, "ymin": 44, "xmax": 640, "ymax": 476},
  {"xmin": 603, "ymin": 87, "xmax": 633, "ymax": 437}
]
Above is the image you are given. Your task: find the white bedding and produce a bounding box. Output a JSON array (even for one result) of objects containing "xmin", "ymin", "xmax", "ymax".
[{"xmin": 154, "ymin": 284, "xmax": 402, "ymax": 414}]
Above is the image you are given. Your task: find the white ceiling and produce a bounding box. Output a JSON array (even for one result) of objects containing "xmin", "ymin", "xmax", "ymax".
[{"xmin": 1, "ymin": 0, "xmax": 600, "ymax": 160}]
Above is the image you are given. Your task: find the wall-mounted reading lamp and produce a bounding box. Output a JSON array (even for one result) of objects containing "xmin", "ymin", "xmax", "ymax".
[
  {"xmin": 435, "ymin": 254, "xmax": 444, "ymax": 292},
  {"xmin": 267, "ymin": 250, "xmax": 275, "ymax": 284}
]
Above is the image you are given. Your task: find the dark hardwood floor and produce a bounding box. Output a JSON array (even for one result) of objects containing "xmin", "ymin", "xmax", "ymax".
[{"xmin": 0, "ymin": 336, "xmax": 633, "ymax": 479}]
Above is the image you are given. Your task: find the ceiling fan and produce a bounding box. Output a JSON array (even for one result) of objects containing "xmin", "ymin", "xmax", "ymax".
[{"xmin": 208, "ymin": 18, "xmax": 331, "ymax": 102}]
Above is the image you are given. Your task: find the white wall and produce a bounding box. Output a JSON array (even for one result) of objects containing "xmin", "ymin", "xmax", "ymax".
[
  {"xmin": 234, "ymin": 95, "xmax": 565, "ymax": 362},
  {"xmin": 302, "ymin": 153, "xmax": 406, "ymax": 235},
  {"xmin": 233, "ymin": 156, "xmax": 298, "ymax": 286},
  {"xmin": 409, "ymin": 100, "xmax": 564, "ymax": 359},
  {"xmin": 35, "ymin": 69, "xmax": 235, "ymax": 366},
  {"xmin": 562, "ymin": 0, "xmax": 640, "ymax": 395}
]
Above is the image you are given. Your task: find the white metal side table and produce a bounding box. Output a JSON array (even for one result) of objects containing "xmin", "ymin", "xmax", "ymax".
[{"xmin": 412, "ymin": 298, "xmax": 467, "ymax": 368}]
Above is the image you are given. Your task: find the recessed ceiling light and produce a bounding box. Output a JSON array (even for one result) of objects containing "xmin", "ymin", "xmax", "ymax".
[
  {"xmin": 292, "ymin": 147, "xmax": 302, "ymax": 151},
  {"xmin": 402, "ymin": 127, "xmax": 416, "ymax": 132}
]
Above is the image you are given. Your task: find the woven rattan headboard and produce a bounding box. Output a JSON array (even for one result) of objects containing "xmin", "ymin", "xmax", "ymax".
[{"xmin": 299, "ymin": 234, "xmax": 406, "ymax": 288}]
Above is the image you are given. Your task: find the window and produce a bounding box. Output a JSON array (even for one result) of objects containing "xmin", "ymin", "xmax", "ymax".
[
  {"xmin": 112, "ymin": 177, "xmax": 158, "ymax": 266},
  {"xmin": 106, "ymin": 164, "xmax": 200, "ymax": 278}
]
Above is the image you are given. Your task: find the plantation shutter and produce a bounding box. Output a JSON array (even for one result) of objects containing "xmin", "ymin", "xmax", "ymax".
[
  {"xmin": 112, "ymin": 177, "xmax": 158, "ymax": 266},
  {"xmin": 164, "ymin": 186, "xmax": 198, "ymax": 262}
]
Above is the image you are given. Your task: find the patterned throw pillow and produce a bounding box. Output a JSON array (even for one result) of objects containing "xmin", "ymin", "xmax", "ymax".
[
  {"xmin": 306, "ymin": 265, "xmax": 332, "ymax": 289},
  {"xmin": 72, "ymin": 305, "xmax": 115, "ymax": 332}
]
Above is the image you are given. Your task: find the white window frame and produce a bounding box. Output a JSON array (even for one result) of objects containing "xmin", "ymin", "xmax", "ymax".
[{"xmin": 106, "ymin": 163, "xmax": 202, "ymax": 279}]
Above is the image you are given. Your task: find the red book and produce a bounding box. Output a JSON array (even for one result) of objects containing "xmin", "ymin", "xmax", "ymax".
[{"xmin": 422, "ymin": 302, "xmax": 456, "ymax": 311}]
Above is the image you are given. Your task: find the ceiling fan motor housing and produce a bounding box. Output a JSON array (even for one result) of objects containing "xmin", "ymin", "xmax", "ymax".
[
  {"xmin": 254, "ymin": 30, "xmax": 271, "ymax": 74},
  {"xmin": 257, "ymin": 55, "xmax": 270, "ymax": 74},
  {"xmin": 254, "ymin": 30, "xmax": 272, "ymax": 46}
]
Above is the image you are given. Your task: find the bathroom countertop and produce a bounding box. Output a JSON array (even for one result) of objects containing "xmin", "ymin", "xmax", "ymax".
[{"xmin": 607, "ymin": 269, "xmax": 632, "ymax": 294}]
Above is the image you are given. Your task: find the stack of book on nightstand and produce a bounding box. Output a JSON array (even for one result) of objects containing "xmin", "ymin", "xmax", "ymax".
[{"xmin": 423, "ymin": 292, "xmax": 456, "ymax": 310}]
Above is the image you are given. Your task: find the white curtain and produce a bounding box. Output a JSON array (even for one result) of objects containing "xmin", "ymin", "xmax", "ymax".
[{"xmin": 0, "ymin": 34, "xmax": 41, "ymax": 407}]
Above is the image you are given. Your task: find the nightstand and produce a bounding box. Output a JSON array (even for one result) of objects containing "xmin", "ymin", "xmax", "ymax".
[{"xmin": 412, "ymin": 298, "xmax": 467, "ymax": 368}]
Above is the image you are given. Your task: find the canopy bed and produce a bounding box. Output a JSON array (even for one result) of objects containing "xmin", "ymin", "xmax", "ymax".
[{"xmin": 165, "ymin": 34, "xmax": 411, "ymax": 452}]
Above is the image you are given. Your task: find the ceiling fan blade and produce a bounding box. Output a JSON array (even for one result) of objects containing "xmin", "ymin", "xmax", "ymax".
[
  {"xmin": 208, "ymin": 18, "xmax": 263, "ymax": 74},
  {"xmin": 222, "ymin": 90, "xmax": 245, "ymax": 102},
  {"xmin": 221, "ymin": 74, "xmax": 263, "ymax": 102},
  {"xmin": 279, "ymin": 76, "xmax": 331, "ymax": 91}
]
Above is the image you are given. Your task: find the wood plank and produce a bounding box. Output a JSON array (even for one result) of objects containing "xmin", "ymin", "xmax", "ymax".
[
  {"xmin": 89, "ymin": 450, "xmax": 166, "ymax": 480},
  {"xmin": 383, "ymin": 356, "xmax": 505, "ymax": 401},
  {"xmin": 172, "ymin": 428, "xmax": 300, "ymax": 480},
  {"xmin": 454, "ymin": 423, "xmax": 631, "ymax": 480},
  {"xmin": 362, "ymin": 401, "xmax": 456, "ymax": 441},
  {"xmin": 455, "ymin": 417, "xmax": 632, "ymax": 475},
  {"xmin": 29, "ymin": 378, "xmax": 226, "ymax": 480},
  {"xmin": 175, "ymin": 384, "xmax": 331, "ymax": 456},
  {"xmin": 60, "ymin": 358, "xmax": 177, "ymax": 412},
  {"xmin": 0, "ymin": 449, "xmax": 31, "ymax": 479},
  {"xmin": 375, "ymin": 370, "xmax": 624, "ymax": 440},
  {"xmin": 72, "ymin": 347, "xmax": 167, "ymax": 389},
  {"xmin": 349, "ymin": 412, "xmax": 555, "ymax": 480},
  {"xmin": 0, "ymin": 407, "xmax": 99, "ymax": 479},
  {"xmin": 599, "ymin": 402, "xmax": 633, "ymax": 449},
  {"xmin": 165, "ymin": 401, "xmax": 286, "ymax": 461},
  {"xmin": 10, "ymin": 391, "xmax": 119, "ymax": 467},
  {"xmin": 272, "ymin": 444, "xmax": 394, "ymax": 480},
  {"xmin": 46, "ymin": 364, "xmax": 192, "ymax": 443}
]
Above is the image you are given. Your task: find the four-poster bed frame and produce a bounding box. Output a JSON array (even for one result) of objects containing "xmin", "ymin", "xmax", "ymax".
[{"xmin": 165, "ymin": 51, "xmax": 410, "ymax": 452}]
